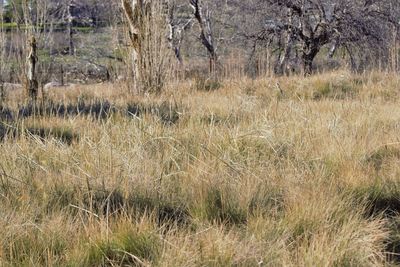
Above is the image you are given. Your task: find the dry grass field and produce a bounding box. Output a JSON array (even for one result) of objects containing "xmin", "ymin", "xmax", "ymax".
[{"xmin": 1, "ymin": 71, "xmax": 400, "ymax": 266}]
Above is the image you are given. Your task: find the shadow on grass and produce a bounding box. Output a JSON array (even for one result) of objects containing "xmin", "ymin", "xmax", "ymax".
[
  {"xmin": 352, "ymin": 184, "xmax": 400, "ymax": 218},
  {"xmin": 13, "ymin": 99, "xmax": 181, "ymax": 124},
  {"xmin": 203, "ymin": 188, "xmax": 247, "ymax": 225},
  {"xmin": 79, "ymin": 188, "xmax": 190, "ymax": 227},
  {"xmin": 18, "ymin": 99, "xmax": 115, "ymax": 120},
  {"xmin": 26, "ymin": 126, "xmax": 79, "ymax": 145},
  {"xmin": 351, "ymin": 184, "xmax": 400, "ymax": 263},
  {"xmin": 0, "ymin": 105, "xmax": 14, "ymax": 121},
  {"xmin": 386, "ymin": 217, "xmax": 400, "ymax": 263},
  {"xmin": 127, "ymin": 101, "xmax": 181, "ymax": 125},
  {"xmin": 128, "ymin": 193, "xmax": 190, "ymax": 227},
  {"xmin": 1, "ymin": 99, "xmax": 182, "ymax": 143},
  {"xmin": 0, "ymin": 123, "xmax": 79, "ymax": 145}
]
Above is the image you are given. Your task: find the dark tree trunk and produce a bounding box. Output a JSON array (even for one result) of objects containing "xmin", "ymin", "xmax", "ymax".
[
  {"xmin": 174, "ymin": 47, "xmax": 183, "ymax": 65},
  {"xmin": 303, "ymin": 55, "xmax": 313, "ymax": 76},
  {"xmin": 190, "ymin": 0, "xmax": 218, "ymax": 75},
  {"xmin": 302, "ymin": 44, "xmax": 319, "ymax": 76}
]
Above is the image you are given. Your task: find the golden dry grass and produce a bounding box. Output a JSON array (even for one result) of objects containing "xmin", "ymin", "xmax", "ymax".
[{"xmin": 1, "ymin": 70, "xmax": 400, "ymax": 266}]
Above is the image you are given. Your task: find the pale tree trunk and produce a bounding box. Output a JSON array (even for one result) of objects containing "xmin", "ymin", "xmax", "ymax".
[
  {"xmin": 131, "ymin": 48, "xmax": 140, "ymax": 91},
  {"xmin": 167, "ymin": 2, "xmax": 192, "ymax": 65},
  {"xmin": 121, "ymin": 0, "xmax": 145, "ymax": 93},
  {"xmin": 67, "ymin": 1, "xmax": 74, "ymax": 56},
  {"xmin": 391, "ymin": 25, "xmax": 398, "ymax": 72},
  {"xmin": 328, "ymin": 38, "xmax": 340, "ymax": 59},
  {"xmin": 122, "ymin": 0, "xmax": 170, "ymax": 94},
  {"xmin": 277, "ymin": 9, "xmax": 294, "ymax": 75},
  {"xmin": 278, "ymin": 34, "xmax": 294, "ymax": 75},
  {"xmin": 167, "ymin": 3, "xmax": 182, "ymax": 64},
  {"xmin": 27, "ymin": 36, "xmax": 38, "ymax": 101}
]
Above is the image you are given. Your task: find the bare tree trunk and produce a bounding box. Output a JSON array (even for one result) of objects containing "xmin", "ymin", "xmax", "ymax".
[
  {"xmin": 345, "ymin": 45, "xmax": 357, "ymax": 72},
  {"xmin": 60, "ymin": 64, "xmax": 64, "ymax": 86},
  {"xmin": 122, "ymin": 0, "xmax": 170, "ymax": 94},
  {"xmin": 167, "ymin": 3, "xmax": 192, "ymax": 65},
  {"xmin": 303, "ymin": 56, "xmax": 313, "ymax": 76},
  {"xmin": 67, "ymin": 2, "xmax": 75, "ymax": 56},
  {"xmin": 328, "ymin": 38, "xmax": 340, "ymax": 59},
  {"xmin": 121, "ymin": 0, "xmax": 143, "ymax": 92},
  {"xmin": 0, "ymin": 0, "xmax": 5, "ymax": 87},
  {"xmin": 278, "ymin": 34, "xmax": 293, "ymax": 75},
  {"xmin": 27, "ymin": 36, "xmax": 38, "ymax": 101},
  {"xmin": 190, "ymin": 0, "xmax": 218, "ymax": 74},
  {"xmin": 168, "ymin": 3, "xmax": 181, "ymax": 64},
  {"xmin": 0, "ymin": 82, "xmax": 4, "ymax": 103},
  {"xmin": 277, "ymin": 9, "xmax": 293, "ymax": 75},
  {"xmin": 391, "ymin": 25, "xmax": 398, "ymax": 72},
  {"xmin": 302, "ymin": 44, "xmax": 319, "ymax": 76}
]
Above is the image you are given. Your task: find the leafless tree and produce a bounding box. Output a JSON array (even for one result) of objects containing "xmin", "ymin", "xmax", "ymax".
[
  {"xmin": 121, "ymin": 0, "xmax": 172, "ymax": 93},
  {"xmin": 167, "ymin": 1, "xmax": 193, "ymax": 64},
  {"xmin": 26, "ymin": 36, "xmax": 38, "ymax": 100},
  {"xmin": 189, "ymin": 0, "xmax": 218, "ymax": 74},
  {"xmin": 65, "ymin": 1, "xmax": 75, "ymax": 56},
  {"xmin": 3, "ymin": 0, "xmax": 58, "ymax": 101},
  {"xmin": 245, "ymin": 0, "xmax": 399, "ymax": 75}
]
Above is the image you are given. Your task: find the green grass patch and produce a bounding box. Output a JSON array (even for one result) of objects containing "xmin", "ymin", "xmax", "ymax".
[
  {"xmin": 365, "ymin": 146, "xmax": 400, "ymax": 171},
  {"xmin": 75, "ymin": 225, "xmax": 160, "ymax": 266},
  {"xmin": 312, "ymin": 80, "xmax": 359, "ymax": 100},
  {"xmin": 1, "ymin": 226, "xmax": 67, "ymax": 266},
  {"xmin": 195, "ymin": 187, "xmax": 247, "ymax": 225},
  {"xmin": 79, "ymin": 228, "xmax": 161, "ymax": 266},
  {"xmin": 193, "ymin": 76, "xmax": 222, "ymax": 92}
]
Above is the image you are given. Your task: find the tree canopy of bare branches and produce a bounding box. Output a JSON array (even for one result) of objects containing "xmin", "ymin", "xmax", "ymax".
[{"xmin": 245, "ymin": 0, "xmax": 400, "ymax": 75}]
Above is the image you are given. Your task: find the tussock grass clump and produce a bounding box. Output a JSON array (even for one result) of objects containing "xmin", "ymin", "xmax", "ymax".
[
  {"xmin": 200, "ymin": 187, "xmax": 247, "ymax": 225},
  {"xmin": 80, "ymin": 232, "xmax": 159, "ymax": 266},
  {"xmin": 44, "ymin": 183, "xmax": 79, "ymax": 213},
  {"xmin": 200, "ymin": 112, "xmax": 244, "ymax": 127},
  {"xmin": 386, "ymin": 216, "xmax": 400, "ymax": 263},
  {"xmin": 69, "ymin": 220, "xmax": 161, "ymax": 266},
  {"xmin": 193, "ymin": 76, "xmax": 222, "ymax": 92},
  {"xmin": 83, "ymin": 189, "xmax": 125, "ymax": 216},
  {"xmin": 128, "ymin": 193, "xmax": 190, "ymax": 226},
  {"xmin": 312, "ymin": 79, "xmax": 359, "ymax": 100},
  {"xmin": 1, "ymin": 220, "xmax": 68, "ymax": 266},
  {"xmin": 248, "ymin": 185, "xmax": 284, "ymax": 216},
  {"xmin": 365, "ymin": 145, "xmax": 400, "ymax": 171},
  {"xmin": 127, "ymin": 100, "xmax": 182, "ymax": 125}
]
